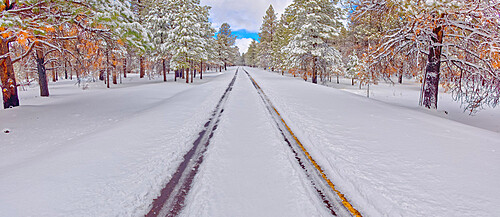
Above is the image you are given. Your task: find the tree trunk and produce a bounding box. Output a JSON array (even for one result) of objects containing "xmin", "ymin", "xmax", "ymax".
[
  {"xmin": 106, "ymin": 47, "xmax": 110, "ymax": 88},
  {"xmin": 123, "ymin": 58, "xmax": 127, "ymax": 78},
  {"xmin": 162, "ymin": 59, "xmax": 167, "ymax": 82},
  {"xmin": 352, "ymin": 78, "xmax": 355, "ymax": 86},
  {"xmin": 312, "ymin": 57, "xmax": 317, "ymax": 84},
  {"xmin": 185, "ymin": 68, "xmax": 189, "ymax": 83},
  {"xmin": 398, "ymin": 72, "xmax": 403, "ymax": 84},
  {"xmin": 200, "ymin": 61, "xmax": 203, "ymax": 80},
  {"xmin": 192, "ymin": 61, "xmax": 196, "ymax": 79},
  {"xmin": 224, "ymin": 62, "xmax": 227, "ymax": 71},
  {"xmin": 36, "ymin": 49, "xmax": 49, "ymax": 97},
  {"xmin": 139, "ymin": 56, "xmax": 145, "ymax": 78},
  {"xmin": 54, "ymin": 61, "xmax": 58, "ymax": 81},
  {"xmin": 51, "ymin": 62, "xmax": 56, "ymax": 82},
  {"xmin": 336, "ymin": 75, "xmax": 339, "ymax": 84},
  {"xmin": 0, "ymin": 38, "xmax": 20, "ymax": 108},
  {"xmin": 112, "ymin": 68, "xmax": 117, "ymax": 85},
  {"xmin": 422, "ymin": 26, "xmax": 443, "ymax": 109},
  {"xmin": 64, "ymin": 60, "xmax": 68, "ymax": 79},
  {"xmin": 167, "ymin": 59, "xmax": 170, "ymax": 76}
]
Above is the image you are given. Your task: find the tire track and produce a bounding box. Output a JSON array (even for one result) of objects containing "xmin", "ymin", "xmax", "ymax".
[
  {"xmin": 146, "ymin": 68, "xmax": 239, "ymax": 217},
  {"xmin": 243, "ymin": 68, "xmax": 362, "ymax": 217}
]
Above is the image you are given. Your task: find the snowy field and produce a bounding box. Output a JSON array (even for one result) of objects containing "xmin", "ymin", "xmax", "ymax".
[
  {"xmin": 280, "ymin": 72, "xmax": 500, "ymax": 134},
  {"xmin": 1, "ymin": 67, "xmax": 499, "ymax": 217},
  {"xmin": 0, "ymin": 70, "xmax": 233, "ymax": 216}
]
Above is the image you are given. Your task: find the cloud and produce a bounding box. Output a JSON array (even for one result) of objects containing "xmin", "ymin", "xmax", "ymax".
[
  {"xmin": 235, "ymin": 38, "xmax": 254, "ymax": 54},
  {"xmin": 201, "ymin": 0, "xmax": 293, "ymax": 32}
]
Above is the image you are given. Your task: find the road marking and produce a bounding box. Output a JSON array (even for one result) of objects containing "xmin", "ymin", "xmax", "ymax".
[{"xmin": 244, "ymin": 68, "xmax": 362, "ymax": 217}]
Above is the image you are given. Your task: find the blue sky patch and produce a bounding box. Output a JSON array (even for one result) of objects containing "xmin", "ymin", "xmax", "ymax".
[
  {"xmin": 215, "ymin": 29, "xmax": 260, "ymax": 42},
  {"xmin": 232, "ymin": 29, "xmax": 260, "ymax": 42}
]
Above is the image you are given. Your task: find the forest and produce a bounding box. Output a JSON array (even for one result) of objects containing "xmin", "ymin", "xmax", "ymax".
[
  {"xmin": 0, "ymin": 0, "xmax": 240, "ymax": 109},
  {"xmin": 243, "ymin": 0, "xmax": 500, "ymax": 112},
  {"xmin": 1, "ymin": 0, "xmax": 499, "ymax": 113}
]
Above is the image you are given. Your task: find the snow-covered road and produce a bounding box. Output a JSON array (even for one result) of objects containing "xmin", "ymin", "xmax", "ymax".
[
  {"xmin": 179, "ymin": 69, "xmax": 332, "ymax": 216},
  {"xmin": 1, "ymin": 66, "xmax": 499, "ymax": 217}
]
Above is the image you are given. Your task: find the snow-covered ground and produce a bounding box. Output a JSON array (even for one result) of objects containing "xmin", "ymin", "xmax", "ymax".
[
  {"xmin": 248, "ymin": 67, "xmax": 500, "ymax": 216},
  {"xmin": 1, "ymin": 67, "xmax": 499, "ymax": 217},
  {"xmin": 0, "ymin": 70, "xmax": 234, "ymax": 216},
  {"xmin": 285, "ymin": 73, "xmax": 500, "ymax": 133}
]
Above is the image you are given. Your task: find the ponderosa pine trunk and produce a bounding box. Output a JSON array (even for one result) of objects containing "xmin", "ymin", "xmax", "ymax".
[
  {"xmin": 36, "ymin": 49, "xmax": 49, "ymax": 97},
  {"xmin": 51, "ymin": 62, "xmax": 56, "ymax": 82},
  {"xmin": 112, "ymin": 53, "xmax": 117, "ymax": 85},
  {"xmin": 0, "ymin": 38, "xmax": 19, "ymax": 108},
  {"xmin": 200, "ymin": 61, "xmax": 203, "ymax": 80},
  {"xmin": 192, "ymin": 61, "xmax": 196, "ymax": 79},
  {"xmin": 162, "ymin": 59, "xmax": 166, "ymax": 82},
  {"xmin": 139, "ymin": 56, "xmax": 145, "ymax": 78},
  {"xmin": 123, "ymin": 58, "xmax": 127, "ymax": 78},
  {"xmin": 64, "ymin": 60, "xmax": 68, "ymax": 79},
  {"xmin": 112, "ymin": 67, "xmax": 117, "ymax": 85},
  {"xmin": 106, "ymin": 46, "xmax": 110, "ymax": 88},
  {"xmin": 422, "ymin": 26, "xmax": 443, "ymax": 109},
  {"xmin": 186, "ymin": 68, "xmax": 189, "ymax": 83},
  {"xmin": 312, "ymin": 57, "xmax": 317, "ymax": 84},
  {"xmin": 167, "ymin": 60, "xmax": 170, "ymax": 74}
]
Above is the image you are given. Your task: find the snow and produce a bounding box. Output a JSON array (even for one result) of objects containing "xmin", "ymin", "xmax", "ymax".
[
  {"xmin": 247, "ymin": 67, "xmax": 500, "ymax": 216},
  {"xmin": 0, "ymin": 70, "xmax": 236, "ymax": 216},
  {"xmin": 325, "ymin": 77, "xmax": 500, "ymax": 133},
  {"xmin": 1, "ymin": 66, "xmax": 499, "ymax": 216},
  {"xmin": 180, "ymin": 70, "xmax": 329, "ymax": 216}
]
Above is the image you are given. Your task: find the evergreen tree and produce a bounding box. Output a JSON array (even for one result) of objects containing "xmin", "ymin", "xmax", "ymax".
[
  {"xmin": 283, "ymin": 0, "xmax": 343, "ymax": 84},
  {"xmin": 258, "ymin": 5, "xmax": 278, "ymax": 70},
  {"xmin": 166, "ymin": 0, "xmax": 211, "ymax": 83},
  {"xmin": 216, "ymin": 23, "xmax": 237, "ymax": 71},
  {"xmin": 146, "ymin": 0, "xmax": 172, "ymax": 81},
  {"xmin": 352, "ymin": 0, "xmax": 500, "ymax": 111},
  {"xmin": 272, "ymin": 12, "xmax": 294, "ymax": 74},
  {"xmin": 245, "ymin": 40, "xmax": 259, "ymax": 67}
]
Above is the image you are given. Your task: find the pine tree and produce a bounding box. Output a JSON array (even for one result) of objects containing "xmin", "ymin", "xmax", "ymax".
[
  {"xmin": 352, "ymin": 0, "xmax": 500, "ymax": 111},
  {"xmin": 146, "ymin": 0, "xmax": 173, "ymax": 82},
  {"xmin": 283, "ymin": 0, "xmax": 343, "ymax": 84},
  {"xmin": 0, "ymin": 0, "xmax": 137, "ymax": 105},
  {"xmin": 245, "ymin": 40, "xmax": 259, "ymax": 67},
  {"xmin": 271, "ymin": 14, "xmax": 293, "ymax": 74},
  {"xmin": 167, "ymin": 0, "xmax": 211, "ymax": 83},
  {"xmin": 258, "ymin": 5, "xmax": 278, "ymax": 70},
  {"xmin": 216, "ymin": 23, "xmax": 237, "ymax": 71}
]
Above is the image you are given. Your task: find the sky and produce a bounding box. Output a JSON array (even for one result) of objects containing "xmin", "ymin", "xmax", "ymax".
[{"xmin": 200, "ymin": 0, "xmax": 293, "ymax": 54}]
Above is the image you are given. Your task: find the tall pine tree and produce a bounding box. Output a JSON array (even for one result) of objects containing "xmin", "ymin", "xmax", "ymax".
[{"xmin": 258, "ymin": 5, "xmax": 278, "ymax": 70}]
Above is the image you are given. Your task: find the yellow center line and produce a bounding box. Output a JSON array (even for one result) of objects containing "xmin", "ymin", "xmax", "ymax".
[{"xmin": 248, "ymin": 73, "xmax": 362, "ymax": 217}]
